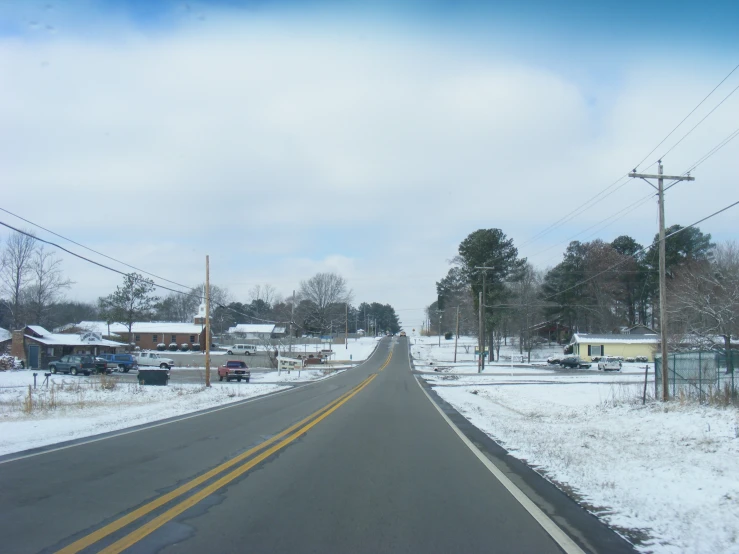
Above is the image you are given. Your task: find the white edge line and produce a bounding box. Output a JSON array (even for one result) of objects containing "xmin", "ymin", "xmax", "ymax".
[
  {"xmin": 414, "ymin": 375, "xmax": 586, "ymax": 554},
  {"xmin": 0, "ymin": 350, "xmax": 383, "ymax": 465}
]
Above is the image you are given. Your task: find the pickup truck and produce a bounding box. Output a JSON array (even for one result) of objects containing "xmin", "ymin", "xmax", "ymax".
[
  {"xmin": 218, "ymin": 360, "xmax": 251, "ymax": 382},
  {"xmin": 135, "ymin": 352, "xmax": 175, "ymax": 369},
  {"xmin": 49, "ymin": 355, "xmax": 108, "ymax": 376}
]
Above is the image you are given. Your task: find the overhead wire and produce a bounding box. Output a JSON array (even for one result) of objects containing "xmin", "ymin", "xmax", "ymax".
[
  {"xmin": 0, "ymin": 206, "xmax": 193, "ymax": 292},
  {"xmin": 0, "ymin": 219, "xmax": 280, "ymax": 326},
  {"xmin": 540, "ymin": 199, "xmax": 739, "ymax": 304},
  {"xmin": 633, "ymin": 61, "xmax": 739, "ymax": 171}
]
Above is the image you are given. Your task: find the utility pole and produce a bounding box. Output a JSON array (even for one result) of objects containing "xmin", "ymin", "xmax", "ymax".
[
  {"xmin": 204, "ymin": 255, "xmax": 211, "ymax": 388},
  {"xmin": 629, "ymin": 162, "xmax": 694, "ymax": 401},
  {"xmin": 345, "ymin": 303, "xmax": 348, "ymax": 350},
  {"xmin": 478, "ymin": 291, "xmax": 483, "ymax": 373},
  {"xmin": 454, "ymin": 305, "xmax": 459, "ymax": 363},
  {"xmin": 438, "ymin": 311, "xmax": 442, "ymax": 347},
  {"xmin": 475, "ymin": 267, "xmax": 498, "ymax": 370},
  {"xmin": 289, "ymin": 290, "xmax": 295, "ymax": 354}
]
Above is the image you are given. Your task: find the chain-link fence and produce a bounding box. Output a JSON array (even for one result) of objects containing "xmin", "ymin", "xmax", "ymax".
[{"xmin": 655, "ymin": 350, "xmax": 737, "ymax": 403}]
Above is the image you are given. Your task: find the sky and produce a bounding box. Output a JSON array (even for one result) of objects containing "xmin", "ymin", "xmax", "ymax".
[{"xmin": 1, "ymin": 0, "xmax": 738, "ymax": 331}]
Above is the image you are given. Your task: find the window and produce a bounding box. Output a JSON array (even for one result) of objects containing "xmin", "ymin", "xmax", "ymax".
[
  {"xmin": 588, "ymin": 345, "xmax": 603, "ymax": 357},
  {"xmin": 134, "ymin": 335, "xmax": 140, "ymax": 342},
  {"xmin": 153, "ymin": 335, "xmax": 158, "ymax": 342},
  {"xmin": 190, "ymin": 335, "xmax": 195, "ymax": 343},
  {"xmin": 171, "ymin": 335, "xmax": 177, "ymax": 343}
]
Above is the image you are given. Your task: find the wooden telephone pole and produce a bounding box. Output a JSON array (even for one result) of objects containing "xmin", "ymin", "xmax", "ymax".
[
  {"xmin": 204, "ymin": 255, "xmax": 211, "ymax": 388},
  {"xmin": 454, "ymin": 305, "xmax": 459, "ymax": 363},
  {"xmin": 629, "ymin": 162, "xmax": 695, "ymax": 401}
]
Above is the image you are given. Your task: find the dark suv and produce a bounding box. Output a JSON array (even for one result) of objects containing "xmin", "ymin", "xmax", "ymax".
[
  {"xmin": 49, "ymin": 355, "xmax": 107, "ymax": 376},
  {"xmin": 100, "ymin": 353, "xmax": 138, "ymax": 372}
]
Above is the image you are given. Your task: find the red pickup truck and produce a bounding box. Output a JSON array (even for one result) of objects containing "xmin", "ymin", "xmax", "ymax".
[{"xmin": 218, "ymin": 360, "xmax": 251, "ymax": 382}]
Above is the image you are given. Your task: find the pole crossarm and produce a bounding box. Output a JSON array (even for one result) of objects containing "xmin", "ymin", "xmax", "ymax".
[
  {"xmin": 628, "ymin": 172, "xmax": 695, "ymax": 181},
  {"xmin": 628, "ymin": 162, "xmax": 696, "ymax": 401}
]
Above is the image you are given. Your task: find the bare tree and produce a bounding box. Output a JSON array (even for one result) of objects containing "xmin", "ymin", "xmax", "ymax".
[
  {"xmin": 1, "ymin": 231, "xmax": 37, "ymax": 329},
  {"xmin": 299, "ymin": 273, "xmax": 352, "ymax": 334},
  {"xmin": 509, "ymin": 263, "xmax": 542, "ymax": 362},
  {"xmin": 670, "ymin": 241, "xmax": 739, "ymax": 371},
  {"xmin": 249, "ymin": 284, "xmax": 277, "ymax": 308},
  {"xmin": 24, "ymin": 246, "xmax": 73, "ymax": 327}
]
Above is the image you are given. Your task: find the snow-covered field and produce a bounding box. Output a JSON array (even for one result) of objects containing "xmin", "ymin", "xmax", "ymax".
[
  {"xmin": 0, "ymin": 373, "xmax": 288, "ymax": 457},
  {"xmin": 413, "ymin": 336, "xmax": 739, "ymax": 553}
]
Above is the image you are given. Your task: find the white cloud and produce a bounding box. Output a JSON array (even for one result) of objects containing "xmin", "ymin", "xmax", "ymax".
[{"xmin": 1, "ymin": 12, "xmax": 737, "ymax": 331}]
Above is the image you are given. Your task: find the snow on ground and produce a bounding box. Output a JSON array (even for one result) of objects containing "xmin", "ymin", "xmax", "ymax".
[
  {"xmin": 0, "ymin": 371, "xmax": 288, "ymax": 457},
  {"xmin": 410, "ymin": 335, "xmax": 564, "ymax": 373},
  {"xmin": 413, "ymin": 342, "xmax": 739, "ymax": 553},
  {"xmin": 251, "ymin": 368, "xmax": 347, "ymax": 383},
  {"xmin": 284, "ymin": 337, "xmax": 380, "ymax": 361}
]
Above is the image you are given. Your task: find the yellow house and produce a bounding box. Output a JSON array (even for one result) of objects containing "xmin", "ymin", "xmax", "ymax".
[{"xmin": 570, "ymin": 333, "xmax": 659, "ymax": 362}]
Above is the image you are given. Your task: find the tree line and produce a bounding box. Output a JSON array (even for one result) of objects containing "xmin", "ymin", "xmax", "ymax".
[
  {"xmin": 0, "ymin": 229, "xmax": 401, "ymax": 337},
  {"xmin": 429, "ymin": 226, "xmax": 736, "ymax": 360}
]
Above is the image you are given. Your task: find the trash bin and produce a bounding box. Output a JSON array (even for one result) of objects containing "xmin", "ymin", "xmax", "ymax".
[{"xmin": 138, "ymin": 369, "xmax": 169, "ymax": 386}]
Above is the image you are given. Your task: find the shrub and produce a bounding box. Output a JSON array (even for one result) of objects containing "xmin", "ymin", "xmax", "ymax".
[
  {"xmin": 157, "ymin": 343, "xmax": 166, "ymax": 351},
  {"xmin": 191, "ymin": 343, "xmax": 201, "ymax": 352},
  {"xmin": 591, "ymin": 356, "xmax": 601, "ymax": 362},
  {"xmin": 168, "ymin": 342, "xmax": 178, "ymax": 351},
  {"xmin": 635, "ymin": 356, "xmax": 649, "ymax": 363},
  {"xmin": 444, "ymin": 332, "xmax": 453, "ymax": 340},
  {"xmin": 625, "ymin": 357, "xmax": 636, "ymax": 363},
  {"xmin": 180, "ymin": 343, "xmax": 190, "ymax": 351}
]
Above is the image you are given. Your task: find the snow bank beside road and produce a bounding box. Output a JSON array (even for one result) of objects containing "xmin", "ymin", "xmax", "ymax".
[
  {"xmin": 431, "ymin": 381, "xmax": 739, "ymax": 553},
  {"xmin": 0, "ymin": 372, "xmax": 287, "ymax": 457}
]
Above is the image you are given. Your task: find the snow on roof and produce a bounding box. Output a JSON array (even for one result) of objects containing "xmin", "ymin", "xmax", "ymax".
[
  {"xmin": 27, "ymin": 325, "xmax": 52, "ymax": 337},
  {"xmin": 572, "ymin": 333, "xmax": 659, "ymax": 344},
  {"xmin": 228, "ymin": 324, "xmax": 275, "ymax": 334},
  {"xmin": 25, "ymin": 332, "xmax": 124, "ymax": 347},
  {"xmin": 75, "ymin": 321, "xmax": 204, "ymax": 335},
  {"xmin": 0, "ymin": 327, "xmax": 11, "ymax": 342},
  {"xmin": 272, "ymin": 327, "xmax": 286, "ymax": 334}
]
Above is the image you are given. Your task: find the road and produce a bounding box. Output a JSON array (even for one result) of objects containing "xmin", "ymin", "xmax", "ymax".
[{"xmin": 0, "ymin": 338, "xmax": 634, "ymax": 553}]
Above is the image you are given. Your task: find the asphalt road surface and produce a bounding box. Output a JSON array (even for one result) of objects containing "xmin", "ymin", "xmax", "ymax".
[{"xmin": 0, "ymin": 338, "xmax": 635, "ymax": 553}]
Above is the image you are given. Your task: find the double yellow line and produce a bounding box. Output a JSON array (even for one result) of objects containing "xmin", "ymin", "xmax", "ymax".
[
  {"xmin": 378, "ymin": 349, "xmax": 393, "ymax": 371},
  {"xmin": 57, "ymin": 373, "xmax": 377, "ymax": 554}
]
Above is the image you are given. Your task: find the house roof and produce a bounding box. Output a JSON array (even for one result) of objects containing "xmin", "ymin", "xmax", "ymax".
[
  {"xmin": 23, "ymin": 325, "xmax": 124, "ymax": 347},
  {"xmin": 74, "ymin": 321, "xmax": 205, "ymax": 335},
  {"xmin": 0, "ymin": 327, "xmax": 11, "ymax": 342},
  {"xmin": 572, "ymin": 333, "xmax": 659, "ymax": 345},
  {"xmin": 272, "ymin": 327, "xmax": 286, "ymax": 334},
  {"xmin": 228, "ymin": 324, "xmax": 275, "ymax": 334}
]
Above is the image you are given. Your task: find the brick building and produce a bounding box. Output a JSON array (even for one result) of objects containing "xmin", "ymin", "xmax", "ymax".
[{"xmin": 72, "ymin": 321, "xmax": 208, "ymax": 351}]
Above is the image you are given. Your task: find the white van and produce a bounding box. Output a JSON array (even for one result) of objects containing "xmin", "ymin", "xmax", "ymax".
[{"xmin": 226, "ymin": 344, "xmax": 258, "ymax": 355}]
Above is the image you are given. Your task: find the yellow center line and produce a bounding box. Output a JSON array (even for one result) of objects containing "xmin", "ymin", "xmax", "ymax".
[
  {"xmin": 378, "ymin": 350, "xmax": 393, "ymax": 371},
  {"xmin": 100, "ymin": 373, "xmax": 378, "ymax": 554},
  {"xmin": 56, "ymin": 376, "xmax": 373, "ymax": 554}
]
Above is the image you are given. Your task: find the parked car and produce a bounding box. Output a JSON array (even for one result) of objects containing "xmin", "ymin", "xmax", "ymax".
[
  {"xmin": 547, "ymin": 356, "xmax": 561, "ymax": 365},
  {"xmin": 399, "ymin": 331, "xmax": 407, "ymax": 337},
  {"xmin": 49, "ymin": 355, "xmax": 107, "ymax": 376},
  {"xmin": 218, "ymin": 360, "xmax": 250, "ymax": 382},
  {"xmin": 94, "ymin": 357, "xmax": 115, "ymax": 374},
  {"xmin": 135, "ymin": 351, "xmax": 175, "ymax": 369},
  {"xmin": 100, "ymin": 353, "xmax": 138, "ymax": 372},
  {"xmin": 559, "ymin": 356, "xmax": 591, "ymax": 369},
  {"xmin": 226, "ymin": 344, "xmax": 257, "ymax": 355},
  {"xmin": 598, "ymin": 357, "xmax": 623, "ymax": 371}
]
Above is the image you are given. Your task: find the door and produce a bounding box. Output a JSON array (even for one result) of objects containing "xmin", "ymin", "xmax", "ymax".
[{"xmin": 28, "ymin": 345, "xmax": 40, "ymax": 369}]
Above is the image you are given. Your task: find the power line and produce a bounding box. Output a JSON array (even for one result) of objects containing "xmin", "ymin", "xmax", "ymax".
[
  {"xmin": 633, "ymin": 62, "xmax": 739, "ymax": 170},
  {"xmin": 0, "ymin": 219, "xmax": 278, "ymax": 326},
  {"xmin": 0, "ymin": 206, "xmax": 193, "ymax": 292},
  {"xmin": 659, "ymin": 80, "xmax": 739, "ymax": 162},
  {"xmin": 543, "ymin": 198, "xmax": 739, "ymax": 303}
]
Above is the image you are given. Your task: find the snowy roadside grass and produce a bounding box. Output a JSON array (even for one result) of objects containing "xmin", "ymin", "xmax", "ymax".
[
  {"xmin": 0, "ymin": 373, "xmax": 287, "ymax": 457},
  {"xmin": 250, "ymin": 367, "xmax": 347, "ymax": 383},
  {"xmin": 429, "ymin": 380, "xmax": 739, "ymax": 553}
]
